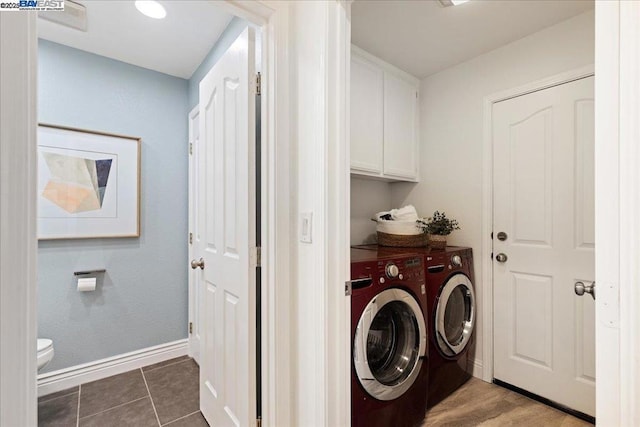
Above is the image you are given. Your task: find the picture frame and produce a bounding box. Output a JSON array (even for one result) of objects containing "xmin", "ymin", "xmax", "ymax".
[{"xmin": 37, "ymin": 124, "xmax": 141, "ymax": 239}]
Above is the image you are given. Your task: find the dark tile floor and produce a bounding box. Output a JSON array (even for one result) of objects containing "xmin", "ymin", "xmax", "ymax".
[{"xmin": 38, "ymin": 356, "xmax": 208, "ymax": 427}]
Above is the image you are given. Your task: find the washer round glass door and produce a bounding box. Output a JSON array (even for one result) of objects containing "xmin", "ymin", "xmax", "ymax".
[
  {"xmin": 435, "ymin": 273, "xmax": 475, "ymax": 357},
  {"xmin": 353, "ymin": 288, "xmax": 427, "ymax": 401}
]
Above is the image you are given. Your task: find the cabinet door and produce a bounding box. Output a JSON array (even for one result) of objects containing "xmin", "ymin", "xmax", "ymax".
[
  {"xmin": 351, "ymin": 54, "xmax": 384, "ymax": 174},
  {"xmin": 383, "ymin": 72, "xmax": 418, "ymax": 180}
]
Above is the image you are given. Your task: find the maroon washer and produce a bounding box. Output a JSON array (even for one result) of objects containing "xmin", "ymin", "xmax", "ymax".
[
  {"xmin": 350, "ymin": 248, "xmax": 429, "ymax": 427},
  {"xmin": 353, "ymin": 245, "xmax": 477, "ymax": 409}
]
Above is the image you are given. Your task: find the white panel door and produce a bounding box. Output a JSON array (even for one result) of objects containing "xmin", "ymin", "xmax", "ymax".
[
  {"xmin": 198, "ymin": 27, "xmax": 257, "ymax": 427},
  {"xmin": 383, "ymin": 72, "xmax": 417, "ymax": 180},
  {"xmin": 350, "ymin": 52, "xmax": 384, "ymax": 174},
  {"xmin": 188, "ymin": 107, "xmax": 202, "ymax": 364},
  {"xmin": 493, "ymin": 76, "xmax": 595, "ymax": 417}
]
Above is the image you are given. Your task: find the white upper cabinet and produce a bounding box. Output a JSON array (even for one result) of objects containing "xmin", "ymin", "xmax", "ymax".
[
  {"xmin": 350, "ymin": 46, "xmax": 419, "ymax": 182},
  {"xmin": 351, "ymin": 53, "xmax": 384, "ymax": 174},
  {"xmin": 384, "ymin": 72, "xmax": 418, "ymax": 179}
]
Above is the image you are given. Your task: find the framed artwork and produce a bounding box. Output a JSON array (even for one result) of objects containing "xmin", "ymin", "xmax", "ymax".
[{"xmin": 37, "ymin": 124, "xmax": 141, "ymax": 239}]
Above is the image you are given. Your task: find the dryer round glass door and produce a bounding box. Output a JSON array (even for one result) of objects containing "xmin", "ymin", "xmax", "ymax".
[
  {"xmin": 353, "ymin": 288, "xmax": 427, "ymax": 401},
  {"xmin": 435, "ymin": 273, "xmax": 475, "ymax": 357}
]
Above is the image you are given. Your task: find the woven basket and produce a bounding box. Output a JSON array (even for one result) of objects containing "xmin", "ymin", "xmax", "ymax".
[
  {"xmin": 428, "ymin": 234, "xmax": 447, "ymax": 250},
  {"xmin": 377, "ymin": 231, "xmax": 428, "ymax": 247}
]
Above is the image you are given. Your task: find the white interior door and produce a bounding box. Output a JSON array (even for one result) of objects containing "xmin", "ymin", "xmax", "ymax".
[
  {"xmin": 492, "ymin": 76, "xmax": 595, "ymax": 417},
  {"xmin": 197, "ymin": 27, "xmax": 257, "ymax": 427},
  {"xmin": 188, "ymin": 106, "xmax": 202, "ymax": 364}
]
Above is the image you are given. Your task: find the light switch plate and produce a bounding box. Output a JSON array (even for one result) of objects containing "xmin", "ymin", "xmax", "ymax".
[{"xmin": 300, "ymin": 212, "xmax": 313, "ymax": 243}]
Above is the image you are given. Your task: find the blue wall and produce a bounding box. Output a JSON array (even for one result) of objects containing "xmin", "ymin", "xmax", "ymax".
[
  {"xmin": 38, "ymin": 40, "xmax": 189, "ymax": 372},
  {"xmin": 187, "ymin": 16, "xmax": 248, "ymax": 109}
]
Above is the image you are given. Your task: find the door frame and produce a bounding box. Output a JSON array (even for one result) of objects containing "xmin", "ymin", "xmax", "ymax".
[
  {"xmin": 215, "ymin": 3, "xmax": 294, "ymax": 426},
  {"xmin": 218, "ymin": 2, "xmax": 352, "ymax": 426},
  {"xmin": 481, "ymin": 64, "xmax": 594, "ymax": 385},
  {"xmin": 0, "ymin": 12, "xmax": 38, "ymax": 427},
  {"xmin": 596, "ymin": 1, "xmax": 640, "ymax": 424},
  {"xmin": 0, "ymin": 1, "xmax": 299, "ymax": 426}
]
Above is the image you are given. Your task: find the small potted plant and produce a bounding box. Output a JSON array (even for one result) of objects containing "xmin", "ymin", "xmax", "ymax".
[{"xmin": 417, "ymin": 211, "xmax": 460, "ymax": 249}]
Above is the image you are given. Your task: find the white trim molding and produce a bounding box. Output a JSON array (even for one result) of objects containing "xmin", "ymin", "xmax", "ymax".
[
  {"xmin": 618, "ymin": 3, "xmax": 640, "ymax": 424},
  {"xmin": 481, "ymin": 65, "xmax": 594, "ymax": 383},
  {"xmin": 0, "ymin": 12, "xmax": 38, "ymax": 427},
  {"xmin": 594, "ymin": 2, "xmax": 620, "ymax": 425},
  {"xmin": 596, "ymin": 1, "xmax": 640, "ymax": 425},
  {"xmin": 471, "ymin": 359, "xmax": 484, "ymax": 380},
  {"xmin": 324, "ymin": 2, "xmax": 351, "ymax": 427},
  {"xmin": 37, "ymin": 340, "xmax": 188, "ymax": 398}
]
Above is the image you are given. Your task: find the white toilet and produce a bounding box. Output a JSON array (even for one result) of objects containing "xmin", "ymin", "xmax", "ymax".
[{"xmin": 37, "ymin": 339, "xmax": 54, "ymax": 371}]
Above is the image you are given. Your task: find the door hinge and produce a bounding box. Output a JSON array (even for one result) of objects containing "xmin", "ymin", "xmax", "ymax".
[
  {"xmin": 189, "ymin": 322, "xmax": 193, "ymax": 334},
  {"xmin": 189, "ymin": 142, "xmax": 193, "ymax": 155},
  {"xmin": 256, "ymin": 246, "xmax": 262, "ymax": 267},
  {"xmin": 256, "ymin": 72, "xmax": 261, "ymax": 96},
  {"xmin": 189, "ymin": 232, "xmax": 193, "ymax": 245},
  {"xmin": 256, "ymin": 417, "xmax": 262, "ymax": 427}
]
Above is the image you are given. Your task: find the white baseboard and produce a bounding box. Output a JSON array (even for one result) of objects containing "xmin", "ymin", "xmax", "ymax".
[
  {"xmin": 37, "ymin": 339, "xmax": 188, "ymax": 398},
  {"xmin": 471, "ymin": 358, "xmax": 484, "ymax": 380}
]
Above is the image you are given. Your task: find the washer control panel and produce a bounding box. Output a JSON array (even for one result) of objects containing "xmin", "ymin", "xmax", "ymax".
[
  {"xmin": 376, "ymin": 257, "xmax": 423, "ymax": 283},
  {"xmin": 350, "ymin": 253, "xmax": 425, "ymax": 292},
  {"xmin": 425, "ymin": 249, "xmax": 471, "ymax": 275}
]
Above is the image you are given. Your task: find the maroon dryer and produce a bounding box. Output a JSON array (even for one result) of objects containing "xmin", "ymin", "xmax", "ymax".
[
  {"xmin": 350, "ymin": 248, "xmax": 429, "ymax": 427},
  {"xmin": 421, "ymin": 247, "xmax": 476, "ymax": 408}
]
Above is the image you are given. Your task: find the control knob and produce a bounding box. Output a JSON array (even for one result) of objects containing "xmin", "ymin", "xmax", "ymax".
[
  {"xmin": 451, "ymin": 255, "xmax": 462, "ymax": 267},
  {"xmin": 385, "ymin": 263, "xmax": 399, "ymax": 279}
]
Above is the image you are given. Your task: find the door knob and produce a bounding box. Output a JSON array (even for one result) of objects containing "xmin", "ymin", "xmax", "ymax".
[
  {"xmin": 495, "ymin": 253, "xmax": 508, "ymax": 263},
  {"xmin": 190, "ymin": 258, "xmax": 205, "ymax": 270},
  {"xmin": 574, "ymin": 281, "xmax": 595, "ymax": 300}
]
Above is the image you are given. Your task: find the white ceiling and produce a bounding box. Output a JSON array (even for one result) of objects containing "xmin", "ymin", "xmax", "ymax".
[
  {"xmin": 352, "ymin": 0, "xmax": 594, "ymax": 78},
  {"xmin": 38, "ymin": 1, "xmax": 233, "ymax": 79}
]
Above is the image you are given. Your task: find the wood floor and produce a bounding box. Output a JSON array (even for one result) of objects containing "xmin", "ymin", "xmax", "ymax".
[{"xmin": 422, "ymin": 378, "xmax": 593, "ymax": 427}]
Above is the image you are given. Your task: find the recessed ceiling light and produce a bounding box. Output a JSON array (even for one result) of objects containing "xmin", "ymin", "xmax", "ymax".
[
  {"xmin": 439, "ymin": 0, "xmax": 471, "ymax": 6},
  {"xmin": 135, "ymin": 1, "xmax": 166, "ymax": 19}
]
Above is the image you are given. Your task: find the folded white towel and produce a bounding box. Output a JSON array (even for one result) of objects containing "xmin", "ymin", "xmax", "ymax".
[
  {"xmin": 391, "ymin": 205, "xmax": 418, "ymax": 221},
  {"xmin": 374, "ymin": 205, "xmax": 420, "ymax": 222}
]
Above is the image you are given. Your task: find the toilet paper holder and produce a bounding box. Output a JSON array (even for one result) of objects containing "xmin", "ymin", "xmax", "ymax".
[{"xmin": 73, "ymin": 269, "xmax": 106, "ymax": 276}]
